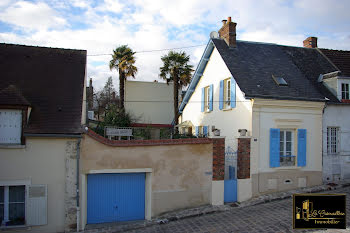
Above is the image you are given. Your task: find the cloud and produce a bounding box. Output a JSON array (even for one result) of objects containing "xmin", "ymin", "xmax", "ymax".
[{"xmin": 0, "ymin": 1, "xmax": 67, "ymax": 31}]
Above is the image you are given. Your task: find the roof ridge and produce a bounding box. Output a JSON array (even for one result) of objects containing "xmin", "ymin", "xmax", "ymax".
[{"xmin": 0, "ymin": 42, "xmax": 87, "ymax": 53}]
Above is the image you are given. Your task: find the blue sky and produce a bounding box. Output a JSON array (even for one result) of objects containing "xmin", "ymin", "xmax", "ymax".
[{"xmin": 1, "ymin": 0, "xmax": 350, "ymax": 91}]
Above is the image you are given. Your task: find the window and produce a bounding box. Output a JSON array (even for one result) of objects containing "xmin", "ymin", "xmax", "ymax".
[
  {"xmin": 341, "ymin": 83, "xmax": 349, "ymax": 100},
  {"xmin": 272, "ymin": 74, "xmax": 288, "ymax": 86},
  {"xmin": 0, "ymin": 110, "xmax": 22, "ymax": 144},
  {"xmin": 195, "ymin": 126, "xmax": 208, "ymax": 137},
  {"xmin": 279, "ymin": 130, "xmax": 295, "ymax": 166},
  {"xmin": 270, "ymin": 128, "xmax": 306, "ymax": 168},
  {"xmin": 327, "ymin": 127, "xmax": 339, "ymax": 155},
  {"xmin": 225, "ymin": 79, "xmax": 231, "ymax": 108},
  {"xmin": 0, "ymin": 186, "xmax": 25, "ymax": 226},
  {"xmin": 201, "ymin": 85, "xmax": 213, "ymax": 112}
]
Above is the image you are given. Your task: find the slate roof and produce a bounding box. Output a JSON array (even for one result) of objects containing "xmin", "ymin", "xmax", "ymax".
[
  {"xmin": 0, "ymin": 85, "xmax": 31, "ymax": 106},
  {"xmin": 212, "ymin": 38, "xmax": 330, "ymax": 102},
  {"xmin": 319, "ymin": 49, "xmax": 350, "ymax": 77},
  {"xmin": 0, "ymin": 43, "xmax": 87, "ymax": 134}
]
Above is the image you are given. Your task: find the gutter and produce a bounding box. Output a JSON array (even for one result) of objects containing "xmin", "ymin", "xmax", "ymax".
[
  {"xmin": 76, "ymin": 138, "xmax": 81, "ymax": 232},
  {"xmin": 245, "ymin": 94, "xmax": 327, "ymax": 102},
  {"xmin": 23, "ymin": 133, "xmax": 82, "ymax": 138}
]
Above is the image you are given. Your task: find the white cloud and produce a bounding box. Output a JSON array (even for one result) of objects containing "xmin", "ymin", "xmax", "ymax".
[{"xmin": 0, "ymin": 1, "xmax": 67, "ymax": 31}]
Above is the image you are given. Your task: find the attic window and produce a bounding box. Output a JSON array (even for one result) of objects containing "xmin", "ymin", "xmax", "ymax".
[{"xmin": 272, "ymin": 75, "xmax": 288, "ymax": 86}]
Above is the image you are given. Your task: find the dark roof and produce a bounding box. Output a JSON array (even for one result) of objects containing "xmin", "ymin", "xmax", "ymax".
[
  {"xmin": 319, "ymin": 49, "xmax": 350, "ymax": 77},
  {"xmin": 281, "ymin": 46, "xmax": 340, "ymax": 103},
  {"xmin": 0, "ymin": 43, "xmax": 87, "ymax": 134},
  {"xmin": 0, "ymin": 85, "xmax": 31, "ymax": 106},
  {"xmin": 212, "ymin": 39, "xmax": 327, "ymax": 101}
]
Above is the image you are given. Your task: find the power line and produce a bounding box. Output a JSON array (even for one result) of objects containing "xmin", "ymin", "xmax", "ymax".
[{"xmin": 87, "ymin": 44, "xmax": 206, "ymax": 56}]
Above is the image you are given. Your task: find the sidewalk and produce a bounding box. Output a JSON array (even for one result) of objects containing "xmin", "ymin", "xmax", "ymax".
[{"xmin": 81, "ymin": 180, "xmax": 350, "ymax": 233}]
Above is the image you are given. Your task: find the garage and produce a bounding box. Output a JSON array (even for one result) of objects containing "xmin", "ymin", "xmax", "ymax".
[{"xmin": 87, "ymin": 173, "xmax": 145, "ymax": 224}]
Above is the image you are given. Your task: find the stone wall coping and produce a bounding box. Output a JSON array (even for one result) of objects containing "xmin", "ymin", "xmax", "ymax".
[
  {"xmin": 236, "ymin": 136, "xmax": 252, "ymax": 139},
  {"xmin": 85, "ymin": 128, "xmax": 213, "ymax": 147}
]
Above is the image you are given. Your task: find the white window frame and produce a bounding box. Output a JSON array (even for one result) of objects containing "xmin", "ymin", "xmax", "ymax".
[
  {"xmin": 0, "ymin": 180, "xmax": 30, "ymax": 228},
  {"xmin": 341, "ymin": 83, "xmax": 349, "ymax": 100},
  {"xmin": 224, "ymin": 79, "xmax": 231, "ymax": 109},
  {"xmin": 327, "ymin": 127, "xmax": 339, "ymax": 155},
  {"xmin": 279, "ymin": 129, "xmax": 295, "ymax": 167}
]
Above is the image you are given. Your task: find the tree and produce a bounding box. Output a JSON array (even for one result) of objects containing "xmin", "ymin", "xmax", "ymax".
[
  {"xmin": 159, "ymin": 51, "xmax": 193, "ymax": 127},
  {"xmin": 109, "ymin": 45, "xmax": 138, "ymax": 109},
  {"xmin": 95, "ymin": 77, "xmax": 118, "ymax": 120}
]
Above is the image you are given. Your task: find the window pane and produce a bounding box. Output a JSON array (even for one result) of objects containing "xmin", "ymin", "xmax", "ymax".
[
  {"xmin": 9, "ymin": 186, "xmax": 25, "ymax": 202},
  {"xmin": 8, "ymin": 203, "xmax": 25, "ymax": 226},
  {"xmin": 286, "ymin": 142, "xmax": 292, "ymax": 152},
  {"xmin": 0, "ymin": 186, "xmax": 3, "ymax": 203},
  {"xmin": 286, "ymin": 131, "xmax": 292, "ymax": 141},
  {"xmin": 280, "ymin": 131, "xmax": 284, "ymax": 141},
  {"xmin": 280, "ymin": 142, "xmax": 284, "ymax": 155}
]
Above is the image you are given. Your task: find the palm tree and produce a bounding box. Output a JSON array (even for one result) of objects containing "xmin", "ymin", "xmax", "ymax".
[
  {"xmin": 159, "ymin": 51, "xmax": 193, "ymax": 127},
  {"xmin": 109, "ymin": 45, "xmax": 138, "ymax": 109}
]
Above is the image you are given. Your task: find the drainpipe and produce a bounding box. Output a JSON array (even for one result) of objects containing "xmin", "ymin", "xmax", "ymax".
[{"xmin": 76, "ymin": 138, "xmax": 81, "ymax": 232}]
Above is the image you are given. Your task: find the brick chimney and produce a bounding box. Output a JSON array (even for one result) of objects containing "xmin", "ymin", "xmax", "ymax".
[
  {"xmin": 303, "ymin": 37, "xmax": 318, "ymax": 48},
  {"xmin": 218, "ymin": 16, "xmax": 237, "ymax": 48}
]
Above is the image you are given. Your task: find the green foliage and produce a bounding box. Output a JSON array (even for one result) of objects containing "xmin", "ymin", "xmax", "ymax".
[{"xmin": 93, "ymin": 104, "xmax": 133, "ymax": 136}]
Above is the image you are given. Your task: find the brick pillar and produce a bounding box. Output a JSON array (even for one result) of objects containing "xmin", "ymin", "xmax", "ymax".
[
  {"xmin": 237, "ymin": 137, "xmax": 251, "ymax": 179},
  {"xmin": 212, "ymin": 137, "xmax": 225, "ymax": 180}
]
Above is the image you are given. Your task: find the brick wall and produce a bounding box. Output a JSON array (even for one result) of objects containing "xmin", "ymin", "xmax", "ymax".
[
  {"xmin": 237, "ymin": 137, "xmax": 251, "ymax": 179},
  {"xmin": 212, "ymin": 137, "xmax": 225, "ymax": 180},
  {"xmin": 218, "ymin": 17, "xmax": 237, "ymax": 47},
  {"xmin": 303, "ymin": 37, "xmax": 318, "ymax": 48}
]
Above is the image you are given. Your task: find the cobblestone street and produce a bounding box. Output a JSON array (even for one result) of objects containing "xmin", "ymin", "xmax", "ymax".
[{"xmin": 125, "ymin": 187, "xmax": 350, "ymax": 233}]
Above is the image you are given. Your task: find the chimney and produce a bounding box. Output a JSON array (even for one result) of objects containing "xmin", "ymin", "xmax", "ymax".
[
  {"xmin": 218, "ymin": 16, "xmax": 237, "ymax": 48},
  {"xmin": 303, "ymin": 37, "xmax": 318, "ymax": 48},
  {"xmin": 89, "ymin": 78, "xmax": 92, "ymax": 87},
  {"xmin": 112, "ymin": 91, "xmax": 116, "ymax": 100}
]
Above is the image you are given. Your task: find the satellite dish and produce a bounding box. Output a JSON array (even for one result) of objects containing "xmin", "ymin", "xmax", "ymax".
[{"xmin": 210, "ymin": 31, "xmax": 219, "ymax": 39}]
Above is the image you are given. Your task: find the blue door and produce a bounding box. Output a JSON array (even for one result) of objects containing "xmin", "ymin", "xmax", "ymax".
[{"xmin": 87, "ymin": 173, "xmax": 145, "ymax": 224}]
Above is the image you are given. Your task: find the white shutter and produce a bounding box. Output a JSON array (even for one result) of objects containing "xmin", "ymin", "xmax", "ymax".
[
  {"xmin": 0, "ymin": 109, "xmax": 22, "ymax": 144},
  {"xmin": 27, "ymin": 185, "xmax": 47, "ymax": 226}
]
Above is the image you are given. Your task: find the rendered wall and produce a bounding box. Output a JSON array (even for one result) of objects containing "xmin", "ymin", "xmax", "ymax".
[
  {"xmin": 251, "ymin": 99, "xmax": 324, "ymax": 196},
  {"xmin": 125, "ymin": 81, "xmax": 174, "ymax": 124},
  {"xmin": 0, "ymin": 138, "xmax": 78, "ymax": 233},
  {"xmin": 323, "ymin": 104, "xmax": 350, "ymax": 181},
  {"xmin": 80, "ymin": 134, "xmax": 213, "ymax": 225}
]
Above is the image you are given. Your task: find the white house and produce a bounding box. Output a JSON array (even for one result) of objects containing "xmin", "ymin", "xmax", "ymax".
[
  {"xmin": 317, "ymin": 49, "xmax": 350, "ymax": 182},
  {"xmin": 179, "ymin": 17, "xmax": 330, "ymax": 202}
]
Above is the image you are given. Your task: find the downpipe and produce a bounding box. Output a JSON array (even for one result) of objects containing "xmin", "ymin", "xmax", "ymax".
[{"xmin": 76, "ymin": 138, "xmax": 81, "ymax": 232}]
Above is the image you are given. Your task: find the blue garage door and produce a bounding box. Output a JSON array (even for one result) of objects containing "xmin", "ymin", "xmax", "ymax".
[{"xmin": 87, "ymin": 173, "xmax": 145, "ymax": 224}]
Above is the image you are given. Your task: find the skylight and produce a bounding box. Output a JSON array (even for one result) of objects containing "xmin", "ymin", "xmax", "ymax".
[{"xmin": 272, "ymin": 75, "xmax": 288, "ymax": 86}]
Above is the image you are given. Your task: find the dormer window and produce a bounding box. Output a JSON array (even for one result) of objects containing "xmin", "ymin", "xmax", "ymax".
[
  {"xmin": 341, "ymin": 83, "xmax": 349, "ymax": 100},
  {"xmin": 0, "ymin": 109, "xmax": 22, "ymax": 144}
]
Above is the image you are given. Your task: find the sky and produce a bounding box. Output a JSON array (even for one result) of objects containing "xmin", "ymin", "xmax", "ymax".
[{"xmin": 1, "ymin": 0, "xmax": 350, "ymax": 92}]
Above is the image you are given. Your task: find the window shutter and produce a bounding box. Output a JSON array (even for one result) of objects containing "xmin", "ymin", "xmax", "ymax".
[
  {"xmin": 0, "ymin": 110, "xmax": 22, "ymax": 144},
  {"xmin": 195, "ymin": 126, "xmax": 199, "ymax": 136},
  {"xmin": 230, "ymin": 78, "xmax": 236, "ymax": 108},
  {"xmin": 203, "ymin": 126, "xmax": 208, "ymax": 137},
  {"xmin": 297, "ymin": 129, "xmax": 307, "ymax": 167},
  {"xmin": 270, "ymin": 128, "xmax": 280, "ymax": 167},
  {"xmin": 27, "ymin": 185, "xmax": 47, "ymax": 226},
  {"xmin": 201, "ymin": 88, "xmax": 205, "ymax": 112},
  {"xmin": 209, "ymin": 84, "xmax": 213, "ymax": 111},
  {"xmin": 219, "ymin": 80, "xmax": 224, "ymax": 110}
]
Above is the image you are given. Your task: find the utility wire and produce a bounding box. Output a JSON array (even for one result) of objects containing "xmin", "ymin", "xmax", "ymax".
[{"xmin": 87, "ymin": 44, "xmax": 206, "ymax": 56}]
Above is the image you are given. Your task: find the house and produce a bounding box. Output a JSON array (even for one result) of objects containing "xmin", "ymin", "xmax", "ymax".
[
  {"xmin": 0, "ymin": 43, "xmax": 86, "ymax": 232},
  {"xmin": 125, "ymin": 80, "xmax": 174, "ymax": 126},
  {"xmin": 179, "ymin": 17, "xmax": 331, "ymax": 202},
  {"xmin": 318, "ymin": 48, "xmax": 350, "ymax": 181}
]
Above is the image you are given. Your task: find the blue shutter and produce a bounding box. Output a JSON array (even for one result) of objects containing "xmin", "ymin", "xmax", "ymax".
[
  {"xmin": 195, "ymin": 126, "xmax": 199, "ymax": 136},
  {"xmin": 270, "ymin": 128, "xmax": 280, "ymax": 167},
  {"xmin": 297, "ymin": 129, "xmax": 307, "ymax": 167},
  {"xmin": 209, "ymin": 84, "xmax": 213, "ymax": 111},
  {"xmin": 219, "ymin": 80, "xmax": 224, "ymax": 110},
  {"xmin": 203, "ymin": 126, "xmax": 208, "ymax": 137},
  {"xmin": 201, "ymin": 88, "xmax": 205, "ymax": 112},
  {"xmin": 230, "ymin": 77, "xmax": 236, "ymax": 108}
]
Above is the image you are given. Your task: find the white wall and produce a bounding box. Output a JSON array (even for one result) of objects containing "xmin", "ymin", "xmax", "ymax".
[
  {"xmin": 125, "ymin": 81, "xmax": 174, "ymax": 124},
  {"xmin": 252, "ymin": 99, "xmax": 324, "ymax": 174},
  {"xmin": 323, "ymin": 104, "xmax": 350, "ymax": 181},
  {"xmin": 181, "ymin": 47, "xmax": 253, "ymax": 154}
]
